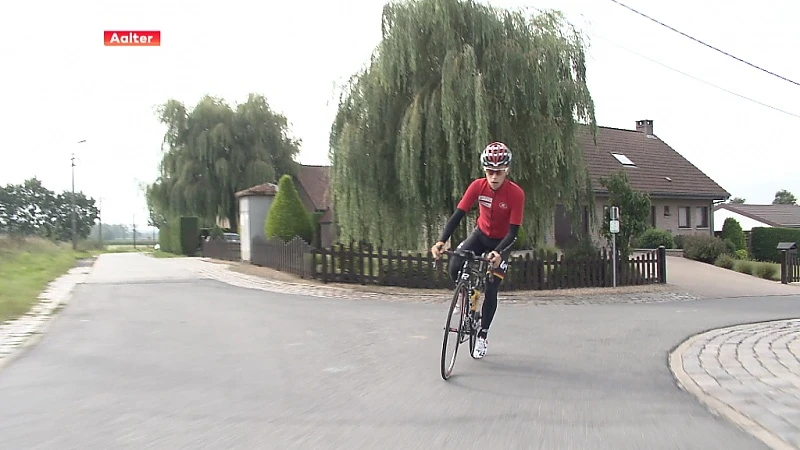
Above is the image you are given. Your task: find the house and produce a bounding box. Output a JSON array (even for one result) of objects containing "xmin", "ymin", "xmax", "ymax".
[
  {"xmin": 294, "ymin": 165, "xmax": 337, "ymax": 248},
  {"xmin": 235, "ymin": 182, "xmax": 278, "ymax": 262},
  {"xmin": 234, "ymin": 165, "xmax": 338, "ymax": 260},
  {"xmin": 550, "ymin": 119, "xmax": 731, "ymax": 248},
  {"xmin": 713, "ymin": 203, "xmax": 800, "ymax": 232}
]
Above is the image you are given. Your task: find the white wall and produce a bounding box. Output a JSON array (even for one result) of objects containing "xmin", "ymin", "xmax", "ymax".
[
  {"xmin": 238, "ymin": 195, "xmax": 275, "ymax": 262},
  {"xmin": 713, "ymin": 208, "xmax": 770, "ymax": 232}
]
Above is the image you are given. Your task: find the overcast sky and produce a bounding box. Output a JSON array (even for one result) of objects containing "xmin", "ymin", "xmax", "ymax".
[{"xmin": 1, "ymin": 0, "xmax": 797, "ymax": 229}]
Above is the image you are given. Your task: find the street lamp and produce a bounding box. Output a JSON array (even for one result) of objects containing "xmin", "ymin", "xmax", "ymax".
[{"xmin": 71, "ymin": 139, "xmax": 87, "ymax": 250}]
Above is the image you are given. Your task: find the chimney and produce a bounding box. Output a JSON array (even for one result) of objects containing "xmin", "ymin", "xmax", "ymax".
[{"xmin": 636, "ymin": 119, "xmax": 653, "ymax": 136}]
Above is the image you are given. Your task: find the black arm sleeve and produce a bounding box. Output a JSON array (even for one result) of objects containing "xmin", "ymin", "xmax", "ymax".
[
  {"xmin": 494, "ymin": 224, "xmax": 520, "ymax": 253},
  {"xmin": 437, "ymin": 208, "xmax": 466, "ymax": 243}
]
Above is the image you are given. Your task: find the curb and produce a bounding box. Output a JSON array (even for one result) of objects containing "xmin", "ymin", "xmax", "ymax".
[
  {"xmin": 0, "ymin": 265, "xmax": 92, "ymax": 373},
  {"xmin": 669, "ymin": 326, "xmax": 794, "ymax": 450}
]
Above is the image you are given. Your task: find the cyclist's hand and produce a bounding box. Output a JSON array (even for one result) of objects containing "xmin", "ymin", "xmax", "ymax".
[
  {"xmin": 431, "ymin": 242, "xmax": 444, "ymax": 259},
  {"xmin": 488, "ymin": 251, "xmax": 502, "ymax": 268}
]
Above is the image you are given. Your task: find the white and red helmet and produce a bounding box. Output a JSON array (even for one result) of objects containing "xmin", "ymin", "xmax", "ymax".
[{"xmin": 480, "ymin": 141, "xmax": 512, "ymax": 168}]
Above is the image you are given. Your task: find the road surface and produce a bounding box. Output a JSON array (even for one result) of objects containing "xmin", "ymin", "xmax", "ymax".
[{"xmin": 1, "ymin": 253, "xmax": 799, "ymax": 449}]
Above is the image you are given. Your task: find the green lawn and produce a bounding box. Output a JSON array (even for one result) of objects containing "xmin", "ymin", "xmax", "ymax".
[{"xmin": 0, "ymin": 236, "xmax": 95, "ymax": 323}]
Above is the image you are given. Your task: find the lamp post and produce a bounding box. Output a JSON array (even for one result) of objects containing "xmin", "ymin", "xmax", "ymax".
[{"xmin": 71, "ymin": 139, "xmax": 87, "ymax": 250}]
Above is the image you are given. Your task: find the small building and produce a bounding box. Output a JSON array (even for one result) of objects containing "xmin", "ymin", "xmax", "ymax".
[{"xmin": 235, "ymin": 182, "xmax": 277, "ymax": 262}]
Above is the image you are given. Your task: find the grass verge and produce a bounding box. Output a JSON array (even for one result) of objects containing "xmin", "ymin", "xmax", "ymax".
[{"xmin": 0, "ymin": 235, "xmax": 95, "ymax": 324}]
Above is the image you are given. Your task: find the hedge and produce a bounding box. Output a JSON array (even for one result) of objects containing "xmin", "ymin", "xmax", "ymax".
[
  {"xmin": 750, "ymin": 227, "xmax": 800, "ymax": 263},
  {"xmin": 158, "ymin": 216, "xmax": 200, "ymax": 256}
]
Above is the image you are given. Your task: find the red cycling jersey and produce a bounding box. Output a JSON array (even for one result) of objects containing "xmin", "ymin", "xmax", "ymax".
[{"xmin": 456, "ymin": 178, "xmax": 525, "ymax": 239}]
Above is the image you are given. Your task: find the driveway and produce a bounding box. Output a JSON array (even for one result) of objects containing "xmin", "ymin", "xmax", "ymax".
[
  {"xmin": 0, "ymin": 253, "xmax": 799, "ymax": 448},
  {"xmin": 666, "ymin": 255, "xmax": 800, "ymax": 299}
]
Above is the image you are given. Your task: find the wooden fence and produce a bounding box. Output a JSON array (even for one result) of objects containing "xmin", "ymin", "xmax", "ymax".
[
  {"xmin": 311, "ymin": 242, "xmax": 667, "ymax": 291},
  {"xmin": 201, "ymin": 238, "xmax": 668, "ymax": 291},
  {"xmin": 780, "ymin": 249, "xmax": 800, "ymax": 284}
]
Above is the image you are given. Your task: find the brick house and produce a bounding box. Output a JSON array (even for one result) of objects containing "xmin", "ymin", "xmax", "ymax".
[{"xmin": 551, "ymin": 119, "xmax": 731, "ymax": 249}]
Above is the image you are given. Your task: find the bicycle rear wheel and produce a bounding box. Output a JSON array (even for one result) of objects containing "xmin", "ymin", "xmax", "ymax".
[{"xmin": 441, "ymin": 283, "xmax": 468, "ymax": 380}]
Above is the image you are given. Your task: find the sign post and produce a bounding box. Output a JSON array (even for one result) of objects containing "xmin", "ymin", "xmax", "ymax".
[{"xmin": 609, "ymin": 206, "xmax": 620, "ymax": 287}]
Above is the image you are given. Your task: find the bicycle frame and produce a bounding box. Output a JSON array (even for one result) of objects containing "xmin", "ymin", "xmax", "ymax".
[{"xmin": 446, "ymin": 248, "xmax": 495, "ymax": 293}]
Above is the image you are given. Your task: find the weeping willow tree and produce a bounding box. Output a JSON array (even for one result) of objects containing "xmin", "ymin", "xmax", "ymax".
[
  {"xmin": 146, "ymin": 93, "xmax": 301, "ymax": 231},
  {"xmin": 329, "ymin": 0, "xmax": 597, "ymax": 249}
]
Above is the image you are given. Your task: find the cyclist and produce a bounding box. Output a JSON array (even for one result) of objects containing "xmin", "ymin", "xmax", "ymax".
[{"xmin": 430, "ymin": 141, "xmax": 525, "ymax": 359}]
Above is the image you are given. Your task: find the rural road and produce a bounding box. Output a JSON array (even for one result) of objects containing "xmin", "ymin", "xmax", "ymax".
[{"xmin": 1, "ymin": 253, "xmax": 800, "ymax": 449}]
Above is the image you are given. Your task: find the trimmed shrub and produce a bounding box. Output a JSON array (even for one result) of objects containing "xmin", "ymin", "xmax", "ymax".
[
  {"xmin": 265, "ymin": 174, "xmax": 314, "ymax": 244},
  {"xmin": 636, "ymin": 227, "xmax": 674, "ymax": 249},
  {"xmin": 734, "ymin": 249, "xmax": 749, "ymax": 260},
  {"xmin": 179, "ymin": 216, "xmax": 199, "ymax": 256},
  {"xmin": 720, "ymin": 218, "xmax": 746, "ymax": 250},
  {"xmin": 714, "ymin": 254, "xmax": 736, "ymax": 270},
  {"xmin": 682, "ymin": 234, "xmax": 728, "ymax": 264},
  {"xmin": 157, "ymin": 215, "xmax": 199, "ymax": 255},
  {"xmin": 755, "ymin": 262, "xmax": 778, "ymax": 280},
  {"xmin": 750, "ymin": 227, "xmax": 800, "ymax": 263},
  {"xmin": 736, "ymin": 260, "xmax": 754, "ymax": 275}
]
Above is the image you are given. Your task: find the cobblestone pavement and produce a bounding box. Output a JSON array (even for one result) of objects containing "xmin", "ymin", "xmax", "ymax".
[
  {"xmin": 671, "ymin": 319, "xmax": 800, "ymax": 450},
  {"xmin": 180, "ymin": 257, "xmax": 701, "ymax": 306}
]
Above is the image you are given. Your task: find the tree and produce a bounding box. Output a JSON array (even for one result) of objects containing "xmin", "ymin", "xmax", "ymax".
[
  {"xmin": 328, "ymin": 0, "xmax": 597, "ymax": 249},
  {"xmin": 719, "ymin": 217, "xmax": 745, "ymax": 251},
  {"xmin": 0, "ymin": 178, "xmax": 99, "ymax": 241},
  {"xmin": 264, "ymin": 175, "xmax": 314, "ymax": 244},
  {"xmin": 146, "ymin": 93, "xmax": 302, "ymax": 231},
  {"xmin": 729, "ymin": 197, "xmax": 745, "ymax": 204},
  {"xmin": 599, "ymin": 171, "xmax": 650, "ymax": 258},
  {"xmin": 773, "ymin": 189, "xmax": 797, "ymax": 205}
]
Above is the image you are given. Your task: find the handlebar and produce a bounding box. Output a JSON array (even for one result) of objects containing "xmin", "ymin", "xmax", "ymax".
[{"xmin": 440, "ymin": 248, "xmax": 493, "ymax": 263}]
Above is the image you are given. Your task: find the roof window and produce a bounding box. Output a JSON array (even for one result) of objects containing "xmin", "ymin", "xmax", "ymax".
[{"xmin": 611, "ymin": 153, "xmax": 636, "ymax": 167}]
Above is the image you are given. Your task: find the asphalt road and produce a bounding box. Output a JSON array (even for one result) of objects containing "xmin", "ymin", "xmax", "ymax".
[{"xmin": 1, "ymin": 254, "xmax": 800, "ymax": 449}]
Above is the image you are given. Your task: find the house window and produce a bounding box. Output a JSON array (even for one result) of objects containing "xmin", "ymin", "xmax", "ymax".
[
  {"xmin": 696, "ymin": 206, "xmax": 709, "ymax": 228},
  {"xmin": 678, "ymin": 206, "xmax": 691, "ymax": 228},
  {"xmin": 651, "ymin": 205, "xmax": 656, "ymax": 227},
  {"xmin": 663, "ymin": 205, "xmax": 670, "ymax": 217},
  {"xmin": 611, "ymin": 153, "xmax": 636, "ymax": 167}
]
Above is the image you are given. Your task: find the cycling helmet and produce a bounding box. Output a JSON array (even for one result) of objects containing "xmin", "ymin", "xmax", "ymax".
[{"xmin": 480, "ymin": 141, "xmax": 512, "ymax": 168}]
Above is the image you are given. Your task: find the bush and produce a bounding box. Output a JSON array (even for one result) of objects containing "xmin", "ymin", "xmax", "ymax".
[
  {"xmin": 750, "ymin": 227, "xmax": 800, "ymax": 263},
  {"xmin": 636, "ymin": 227, "xmax": 674, "ymax": 249},
  {"xmin": 562, "ymin": 237, "xmax": 599, "ymax": 261},
  {"xmin": 755, "ymin": 262, "xmax": 778, "ymax": 280},
  {"xmin": 265, "ymin": 174, "xmax": 314, "ymax": 244},
  {"xmin": 736, "ymin": 260, "xmax": 754, "ymax": 275},
  {"xmin": 714, "ymin": 254, "xmax": 736, "ymax": 270},
  {"xmin": 720, "ymin": 218, "xmax": 746, "ymax": 250},
  {"xmin": 683, "ymin": 234, "xmax": 728, "ymax": 264},
  {"xmin": 734, "ymin": 249, "xmax": 749, "ymax": 260},
  {"xmin": 673, "ymin": 234, "xmax": 687, "ymax": 249},
  {"xmin": 722, "ymin": 238, "xmax": 736, "ymax": 255}
]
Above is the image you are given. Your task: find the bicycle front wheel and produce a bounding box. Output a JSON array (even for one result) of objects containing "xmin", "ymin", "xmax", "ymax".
[{"xmin": 441, "ymin": 283, "xmax": 468, "ymax": 380}]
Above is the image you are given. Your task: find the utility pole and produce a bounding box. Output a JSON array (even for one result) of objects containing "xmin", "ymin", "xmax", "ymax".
[
  {"xmin": 71, "ymin": 140, "xmax": 86, "ymax": 250},
  {"xmin": 71, "ymin": 153, "xmax": 77, "ymax": 250}
]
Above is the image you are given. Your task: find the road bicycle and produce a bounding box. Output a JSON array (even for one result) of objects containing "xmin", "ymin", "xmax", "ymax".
[{"xmin": 436, "ymin": 248, "xmax": 496, "ymax": 380}]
